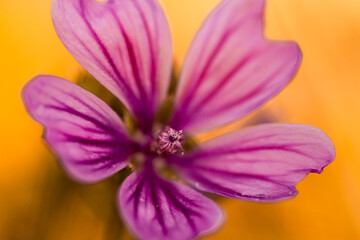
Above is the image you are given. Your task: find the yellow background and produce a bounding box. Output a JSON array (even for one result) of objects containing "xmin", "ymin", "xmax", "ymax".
[{"xmin": 1, "ymin": 0, "xmax": 360, "ymax": 239}]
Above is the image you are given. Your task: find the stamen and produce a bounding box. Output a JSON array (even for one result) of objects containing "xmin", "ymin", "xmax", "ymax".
[{"xmin": 155, "ymin": 127, "xmax": 184, "ymax": 156}]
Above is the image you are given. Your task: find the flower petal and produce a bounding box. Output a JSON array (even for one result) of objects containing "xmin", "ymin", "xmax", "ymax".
[
  {"xmin": 52, "ymin": 0, "xmax": 172, "ymax": 133},
  {"xmin": 22, "ymin": 75, "xmax": 137, "ymax": 183},
  {"xmin": 172, "ymin": 124, "xmax": 335, "ymax": 202},
  {"xmin": 118, "ymin": 168, "xmax": 223, "ymax": 240},
  {"xmin": 170, "ymin": 0, "xmax": 301, "ymax": 134}
]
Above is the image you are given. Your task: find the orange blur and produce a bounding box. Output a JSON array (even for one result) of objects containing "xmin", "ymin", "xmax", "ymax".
[{"xmin": 1, "ymin": 0, "xmax": 359, "ymax": 239}]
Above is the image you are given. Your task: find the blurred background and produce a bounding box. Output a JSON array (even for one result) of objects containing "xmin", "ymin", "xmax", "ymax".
[{"xmin": 1, "ymin": 0, "xmax": 360, "ymax": 239}]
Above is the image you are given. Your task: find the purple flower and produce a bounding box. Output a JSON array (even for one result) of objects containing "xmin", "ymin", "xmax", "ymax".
[{"xmin": 22, "ymin": 0, "xmax": 335, "ymax": 239}]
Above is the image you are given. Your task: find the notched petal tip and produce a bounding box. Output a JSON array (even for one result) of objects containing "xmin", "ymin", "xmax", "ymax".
[
  {"xmin": 170, "ymin": 0, "xmax": 303, "ymax": 134},
  {"xmin": 305, "ymin": 125, "xmax": 336, "ymax": 173}
]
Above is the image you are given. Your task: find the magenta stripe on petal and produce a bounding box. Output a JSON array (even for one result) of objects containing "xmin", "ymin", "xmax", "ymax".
[
  {"xmin": 171, "ymin": 124, "xmax": 335, "ymax": 202},
  {"xmin": 170, "ymin": 0, "xmax": 302, "ymax": 134},
  {"xmin": 52, "ymin": 0, "xmax": 172, "ymax": 133},
  {"xmin": 22, "ymin": 75, "xmax": 137, "ymax": 183},
  {"xmin": 118, "ymin": 167, "xmax": 223, "ymax": 240}
]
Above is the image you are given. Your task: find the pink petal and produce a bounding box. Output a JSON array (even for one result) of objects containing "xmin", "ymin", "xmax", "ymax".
[
  {"xmin": 172, "ymin": 124, "xmax": 335, "ymax": 202},
  {"xmin": 118, "ymin": 168, "xmax": 223, "ymax": 240},
  {"xmin": 170, "ymin": 0, "xmax": 301, "ymax": 134},
  {"xmin": 22, "ymin": 76, "xmax": 137, "ymax": 183},
  {"xmin": 52, "ymin": 0, "xmax": 172, "ymax": 133}
]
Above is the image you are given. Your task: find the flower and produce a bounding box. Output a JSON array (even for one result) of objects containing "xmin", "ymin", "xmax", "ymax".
[{"xmin": 22, "ymin": 0, "xmax": 335, "ymax": 239}]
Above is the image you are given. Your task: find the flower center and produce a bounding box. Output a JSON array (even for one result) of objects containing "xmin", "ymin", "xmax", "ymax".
[{"xmin": 155, "ymin": 127, "xmax": 184, "ymax": 156}]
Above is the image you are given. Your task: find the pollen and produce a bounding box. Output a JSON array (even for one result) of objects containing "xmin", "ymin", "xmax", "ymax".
[{"xmin": 155, "ymin": 126, "xmax": 184, "ymax": 156}]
